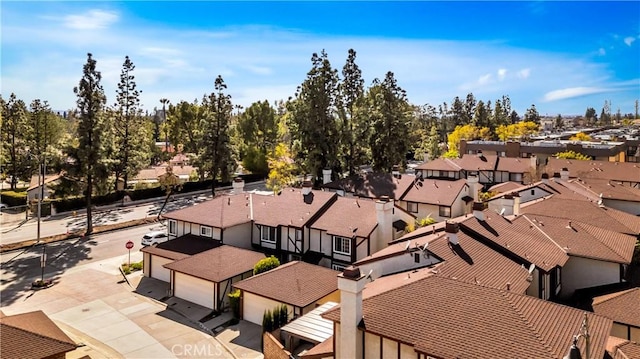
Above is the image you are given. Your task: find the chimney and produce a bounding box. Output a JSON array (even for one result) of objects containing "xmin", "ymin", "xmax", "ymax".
[
  {"xmin": 560, "ymin": 167, "xmax": 569, "ymax": 181},
  {"xmin": 445, "ymin": 220, "xmax": 459, "ymax": 245},
  {"xmin": 467, "ymin": 175, "xmax": 480, "ymax": 202},
  {"xmin": 302, "ymin": 180, "xmax": 313, "ymax": 196},
  {"xmin": 501, "ymin": 192, "xmax": 520, "ymax": 216},
  {"xmin": 477, "ymin": 150, "xmax": 484, "ymax": 158},
  {"xmin": 338, "ymin": 266, "xmax": 367, "ymax": 359},
  {"xmin": 552, "ymin": 172, "xmax": 561, "ymax": 181},
  {"xmin": 375, "ymin": 196, "xmax": 394, "ymax": 252},
  {"xmin": 472, "ymin": 202, "xmax": 485, "ymax": 221},
  {"xmin": 322, "ymin": 169, "xmax": 332, "ymax": 185},
  {"xmin": 232, "ymin": 177, "xmax": 245, "ymax": 193},
  {"xmin": 541, "ymin": 173, "xmax": 550, "ymax": 185},
  {"xmin": 392, "ymin": 165, "xmax": 401, "ymax": 178},
  {"xmin": 513, "ymin": 192, "xmax": 521, "ymax": 216}
]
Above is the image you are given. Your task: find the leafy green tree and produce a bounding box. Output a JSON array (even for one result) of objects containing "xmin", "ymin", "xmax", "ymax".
[
  {"xmin": 266, "ymin": 143, "xmax": 296, "ymax": 194},
  {"xmin": 472, "ymin": 100, "xmax": 490, "ymax": 128},
  {"xmin": 424, "ymin": 124, "xmax": 442, "ymax": 160},
  {"xmin": 524, "ymin": 104, "xmax": 541, "ymax": 124},
  {"xmin": 554, "ymin": 150, "xmax": 591, "ymax": 160},
  {"xmin": 338, "ymin": 49, "xmax": 367, "ymax": 176},
  {"xmin": 72, "ymin": 53, "xmax": 108, "ymax": 234},
  {"xmin": 1, "ymin": 93, "xmax": 30, "ymax": 189},
  {"xmin": 289, "ymin": 50, "xmax": 341, "ymax": 182},
  {"xmin": 113, "ymin": 56, "xmax": 149, "ymax": 190},
  {"xmin": 202, "ymin": 75, "xmax": 234, "ymax": 194},
  {"xmin": 509, "ymin": 110, "xmax": 520, "ymax": 124},
  {"xmin": 254, "ymin": 255, "xmax": 280, "ymax": 275},
  {"xmin": 367, "ymin": 71, "xmax": 411, "ymax": 172},
  {"xmin": 584, "ymin": 107, "xmax": 597, "ymax": 125},
  {"xmin": 236, "ymin": 100, "xmax": 278, "ymax": 175},
  {"xmin": 554, "ymin": 114, "xmax": 564, "ymax": 130}
]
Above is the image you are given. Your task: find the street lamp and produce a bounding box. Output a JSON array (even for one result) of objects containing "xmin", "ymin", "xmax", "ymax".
[{"xmin": 563, "ymin": 313, "xmax": 590, "ymax": 359}]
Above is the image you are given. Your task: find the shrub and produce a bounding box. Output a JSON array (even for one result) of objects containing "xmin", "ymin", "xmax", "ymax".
[
  {"xmin": 416, "ymin": 216, "xmax": 436, "ymax": 227},
  {"xmin": 131, "ymin": 261, "xmax": 143, "ymax": 270},
  {"xmin": 228, "ymin": 289, "xmax": 241, "ymax": 319},
  {"xmin": 262, "ymin": 309, "xmax": 273, "ymax": 333},
  {"xmin": 405, "ymin": 221, "xmax": 416, "ymax": 233},
  {"xmin": 254, "ymin": 256, "xmax": 280, "ymax": 275},
  {"xmin": 0, "ymin": 191, "xmax": 27, "ymax": 207},
  {"xmin": 278, "ymin": 304, "xmax": 288, "ymax": 326}
]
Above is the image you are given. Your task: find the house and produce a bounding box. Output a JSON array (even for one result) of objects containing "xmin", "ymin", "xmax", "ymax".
[
  {"xmin": 27, "ymin": 173, "xmax": 64, "ymax": 201},
  {"xmin": 398, "ymin": 177, "xmax": 473, "ymax": 222},
  {"xmin": 322, "ymin": 267, "xmax": 612, "ymax": 359},
  {"xmin": 233, "ymin": 261, "xmax": 340, "ymax": 325},
  {"xmin": 592, "ymin": 288, "xmax": 640, "ymax": 342},
  {"xmin": 130, "ymin": 164, "xmax": 196, "ymax": 188},
  {"xmin": 354, "ymin": 221, "xmax": 531, "ymax": 294},
  {"xmin": 163, "ymin": 245, "xmax": 265, "ymax": 311},
  {"xmin": 0, "ymin": 310, "xmax": 78, "ymax": 359},
  {"xmin": 141, "ymin": 234, "xmax": 221, "ymax": 282},
  {"xmin": 322, "ymin": 172, "xmax": 414, "ymax": 200},
  {"xmin": 308, "ymin": 196, "xmax": 385, "ymax": 270},
  {"xmin": 544, "ymin": 158, "xmax": 640, "ymax": 188}
]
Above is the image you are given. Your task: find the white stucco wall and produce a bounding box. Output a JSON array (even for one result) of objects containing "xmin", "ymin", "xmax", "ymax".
[
  {"xmin": 222, "ymin": 222, "xmax": 252, "ymax": 249},
  {"xmin": 242, "ymin": 291, "xmax": 294, "ymax": 325},
  {"xmin": 560, "ymin": 256, "xmax": 620, "ymax": 297},
  {"xmin": 358, "ymin": 251, "xmax": 441, "ymax": 280}
]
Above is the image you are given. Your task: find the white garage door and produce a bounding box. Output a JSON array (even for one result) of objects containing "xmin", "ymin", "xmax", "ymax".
[
  {"xmin": 150, "ymin": 255, "xmax": 172, "ymax": 282},
  {"xmin": 243, "ymin": 292, "xmax": 283, "ymax": 325},
  {"xmin": 174, "ymin": 272, "xmax": 215, "ymax": 309}
]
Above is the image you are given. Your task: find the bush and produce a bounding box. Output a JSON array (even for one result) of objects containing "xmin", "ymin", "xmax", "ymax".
[
  {"xmin": 416, "ymin": 216, "xmax": 436, "ymax": 227},
  {"xmin": 0, "ymin": 191, "xmax": 27, "ymax": 207},
  {"xmin": 228, "ymin": 289, "xmax": 241, "ymax": 319},
  {"xmin": 262, "ymin": 309, "xmax": 273, "ymax": 333},
  {"xmin": 254, "ymin": 256, "xmax": 280, "ymax": 275}
]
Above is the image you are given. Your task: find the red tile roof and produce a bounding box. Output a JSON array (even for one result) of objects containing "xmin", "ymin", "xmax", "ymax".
[
  {"xmin": 252, "ymin": 189, "xmax": 337, "ymax": 228},
  {"xmin": 461, "ymin": 212, "xmax": 569, "ymax": 272},
  {"xmin": 164, "ymin": 245, "xmax": 265, "ymax": 282},
  {"xmin": 323, "ymin": 172, "xmax": 414, "ymax": 200},
  {"xmin": 311, "ymin": 196, "xmax": 378, "ymax": 238},
  {"xmin": 233, "ymin": 261, "xmax": 339, "ymax": 308},
  {"xmin": 520, "ymin": 197, "xmax": 640, "ymax": 235},
  {"xmin": 545, "ymin": 158, "xmax": 640, "ymax": 183},
  {"xmin": 0, "ymin": 310, "xmax": 77, "ymax": 359},
  {"xmin": 323, "ymin": 276, "xmax": 611, "ymax": 359},
  {"xmin": 163, "ymin": 194, "xmax": 252, "ymax": 228},
  {"xmin": 401, "ymin": 178, "xmax": 469, "ymax": 206},
  {"xmin": 592, "ymin": 288, "xmax": 640, "ymax": 328}
]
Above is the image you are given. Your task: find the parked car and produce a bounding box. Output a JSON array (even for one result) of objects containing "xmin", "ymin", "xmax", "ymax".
[
  {"xmin": 141, "ymin": 231, "xmax": 169, "ymax": 246},
  {"xmin": 0, "ymin": 203, "xmax": 7, "ymax": 213}
]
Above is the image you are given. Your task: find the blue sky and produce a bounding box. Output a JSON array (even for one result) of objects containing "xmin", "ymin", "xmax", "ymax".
[{"xmin": 2, "ymin": 1, "xmax": 639, "ymax": 116}]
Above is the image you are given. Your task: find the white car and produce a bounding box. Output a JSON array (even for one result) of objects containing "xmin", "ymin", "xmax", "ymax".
[{"xmin": 141, "ymin": 231, "xmax": 169, "ymax": 246}]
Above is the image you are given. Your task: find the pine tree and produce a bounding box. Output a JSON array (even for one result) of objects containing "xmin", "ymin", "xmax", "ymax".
[
  {"xmin": 73, "ymin": 53, "xmax": 107, "ymax": 234},
  {"xmin": 1, "ymin": 93, "xmax": 30, "ymax": 189},
  {"xmin": 339, "ymin": 49, "xmax": 366, "ymax": 176},
  {"xmin": 524, "ymin": 104, "xmax": 541, "ymax": 124}
]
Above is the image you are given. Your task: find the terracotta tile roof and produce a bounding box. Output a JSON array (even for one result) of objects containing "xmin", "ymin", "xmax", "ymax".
[
  {"xmin": 495, "ymin": 156, "xmax": 534, "ymax": 173},
  {"xmin": 311, "ymin": 196, "xmax": 378, "ymax": 238},
  {"xmin": 164, "ymin": 245, "xmax": 265, "ymax": 282},
  {"xmin": 162, "ymin": 194, "xmax": 252, "ymax": 228},
  {"xmin": 520, "ymin": 197, "xmax": 640, "ymax": 235},
  {"xmin": 323, "ymin": 172, "xmax": 414, "ymax": 200},
  {"xmin": 323, "ymin": 276, "xmax": 611, "ymax": 359},
  {"xmin": 233, "ymin": 261, "xmax": 339, "ymax": 308},
  {"xmin": 523, "ymin": 215, "xmax": 636, "ymax": 264},
  {"xmin": 140, "ymin": 234, "xmax": 221, "ymax": 260},
  {"xmin": 415, "ymin": 157, "xmax": 462, "ymax": 171},
  {"xmin": 545, "ymin": 158, "xmax": 640, "ymax": 183},
  {"xmin": 572, "ymin": 178, "xmax": 640, "ymax": 202},
  {"xmin": 612, "ymin": 341, "xmax": 640, "ymax": 359},
  {"xmin": 252, "ymin": 189, "xmax": 337, "ymax": 228},
  {"xmin": 592, "ymin": 288, "xmax": 640, "ymax": 328},
  {"xmin": 461, "ymin": 213, "xmax": 569, "ymax": 272},
  {"xmin": 401, "ymin": 178, "xmax": 468, "ymax": 206},
  {"xmin": 0, "ymin": 310, "xmax": 77, "ymax": 359}
]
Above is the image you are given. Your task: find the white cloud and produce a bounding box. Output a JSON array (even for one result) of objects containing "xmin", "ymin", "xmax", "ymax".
[
  {"xmin": 543, "ymin": 87, "xmax": 611, "ymax": 102},
  {"xmin": 598, "ymin": 48, "xmax": 606, "ymax": 56},
  {"xmin": 63, "ymin": 10, "xmax": 119, "ymax": 30},
  {"xmin": 243, "ymin": 65, "xmax": 273, "ymax": 76},
  {"xmin": 497, "ymin": 68, "xmax": 507, "ymax": 81},
  {"xmin": 517, "ymin": 68, "xmax": 531, "ymax": 79},
  {"xmin": 478, "ymin": 73, "xmax": 492, "ymax": 85},
  {"xmin": 624, "ymin": 36, "xmax": 636, "ymax": 46}
]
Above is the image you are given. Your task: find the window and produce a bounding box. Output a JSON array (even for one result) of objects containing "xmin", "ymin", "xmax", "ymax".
[
  {"xmin": 295, "ymin": 228, "xmax": 303, "ymax": 241},
  {"xmin": 407, "ymin": 202, "xmax": 418, "ymax": 213},
  {"xmin": 439, "ymin": 206, "xmax": 451, "ymax": 218},
  {"xmin": 333, "ymin": 236, "xmax": 351, "ymax": 256},
  {"xmin": 332, "ymin": 263, "xmax": 347, "ymax": 271},
  {"xmin": 200, "ymin": 226, "xmax": 212, "ymax": 237},
  {"xmin": 260, "ymin": 226, "xmax": 276, "ymax": 243},
  {"xmin": 414, "ymin": 253, "xmax": 420, "ymax": 263},
  {"xmin": 168, "ymin": 220, "xmax": 177, "ymax": 235},
  {"xmin": 531, "ymin": 189, "xmax": 535, "ymax": 196}
]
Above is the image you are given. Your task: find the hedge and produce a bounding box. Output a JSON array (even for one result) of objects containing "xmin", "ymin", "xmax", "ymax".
[
  {"xmin": 254, "ymin": 256, "xmax": 280, "ymax": 275},
  {"xmin": 0, "ymin": 191, "xmax": 27, "ymax": 207}
]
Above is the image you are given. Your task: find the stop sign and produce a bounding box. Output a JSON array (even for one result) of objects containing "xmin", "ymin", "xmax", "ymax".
[{"xmin": 126, "ymin": 241, "xmax": 134, "ymax": 250}]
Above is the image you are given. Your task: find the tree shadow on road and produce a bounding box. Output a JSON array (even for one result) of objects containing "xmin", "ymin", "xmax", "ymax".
[{"xmin": 0, "ymin": 236, "xmax": 96, "ymax": 307}]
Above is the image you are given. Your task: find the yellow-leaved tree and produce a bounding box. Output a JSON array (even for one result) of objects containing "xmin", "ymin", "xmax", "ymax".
[
  {"xmin": 266, "ymin": 143, "xmax": 297, "ymax": 194},
  {"xmin": 569, "ymin": 132, "xmax": 592, "ymax": 142},
  {"xmin": 444, "ymin": 124, "xmax": 491, "ymax": 158},
  {"xmin": 495, "ymin": 121, "xmax": 539, "ymax": 141}
]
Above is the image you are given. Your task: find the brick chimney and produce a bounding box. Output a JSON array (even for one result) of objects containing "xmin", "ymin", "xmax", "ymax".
[
  {"xmin": 560, "ymin": 167, "xmax": 569, "ymax": 181},
  {"xmin": 467, "ymin": 175, "xmax": 480, "ymax": 202},
  {"xmin": 445, "ymin": 220, "xmax": 460, "ymax": 245},
  {"xmin": 232, "ymin": 177, "xmax": 245, "ymax": 193},
  {"xmin": 375, "ymin": 196, "xmax": 394, "ymax": 252},
  {"xmin": 337, "ymin": 266, "xmax": 367, "ymax": 359},
  {"xmin": 322, "ymin": 169, "xmax": 332, "ymax": 185},
  {"xmin": 302, "ymin": 180, "xmax": 313, "ymax": 196},
  {"xmin": 472, "ymin": 202, "xmax": 485, "ymax": 221}
]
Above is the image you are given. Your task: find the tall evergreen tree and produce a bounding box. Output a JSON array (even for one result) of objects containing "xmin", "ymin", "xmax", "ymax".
[
  {"xmin": 236, "ymin": 100, "xmax": 278, "ymax": 175},
  {"xmin": 113, "ymin": 55, "xmax": 149, "ymax": 191},
  {"xmin": 73, "ymin": 53, "xmax": 107, "ymax": 234},
  {"xmin": 1, "ymin": 93, "xmax": 29, "ymax": 189},
  {"xmin": 524, "ymin": 104, "xmax": 541, "ymax": 124},
  {"xmin": 289, "ymin": 50, "xmax": 340, "ymax": 182},
  {"xmin": 473, "ymin": 100, "xmax": 490, "ymax": 128},
  {"xmin": 367, "ymin": 71, "xmax": 411, "ymax": 172},
  {"xmin": 339, "ymin": 49, "xmax": 367, "ymax": 176},
  {"xmin": 202, "ymin": 75, "xmax": 234, "ymax": 195},
  {"xmin": 463, "ymin": 93, "xmax": 477, "ymax": 125},
  {"xmin": 28, "ymin": 99, "xmax": 65, "ymax": 182}
]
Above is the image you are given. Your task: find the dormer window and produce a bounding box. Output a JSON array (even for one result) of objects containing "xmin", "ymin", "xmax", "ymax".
[
  {"xmin": 333, "ymin": 236, "xmax": 351, "ymax": 256},
  {"xmin": 260, "ymin": 226, "xmax": 276, "ymax": 243}
]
